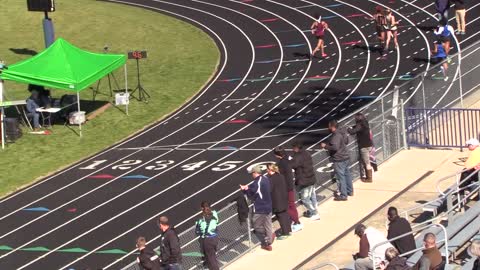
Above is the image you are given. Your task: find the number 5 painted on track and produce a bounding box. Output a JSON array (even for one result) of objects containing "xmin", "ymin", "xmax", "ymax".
[{"xmin": 212, "ymin": 161, "xmax": 243, "ymax": 171}]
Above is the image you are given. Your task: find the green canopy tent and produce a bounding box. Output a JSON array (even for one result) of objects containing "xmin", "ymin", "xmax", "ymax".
[{"xmin": 0, "ymin": 38, "xmax": 127, "ymax": 139}]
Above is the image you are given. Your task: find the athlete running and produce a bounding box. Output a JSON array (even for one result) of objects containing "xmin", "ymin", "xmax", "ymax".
[
  {"xmin": 384, "ymin": 9, "xmax": 399, "ymax": 51},
  {"xmin": 434, "ymin": 18, "xmax": 455, "ymax": 56},
  {"xmin": 431, "ymin": 40, "xmax": 449, "ymax": 81},
  {"xmin": 310, "ymin": 16, "xmax": 329, "ymax": 59}
]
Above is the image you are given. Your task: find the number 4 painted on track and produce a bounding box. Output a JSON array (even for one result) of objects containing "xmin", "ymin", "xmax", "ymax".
[{"xmin": 182, "ymin": 161, "xmax": 208, "ymax": 171}]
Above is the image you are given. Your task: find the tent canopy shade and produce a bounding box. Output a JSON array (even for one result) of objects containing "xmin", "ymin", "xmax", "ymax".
[{"xmin": 0, "ymin": 38, "xmax": 126, "ymax": 91}]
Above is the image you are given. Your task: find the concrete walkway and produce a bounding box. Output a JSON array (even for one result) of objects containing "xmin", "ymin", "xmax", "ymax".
[{"xmin": 226, "ymin": 149, "xmax": 466, "ymax": 270}]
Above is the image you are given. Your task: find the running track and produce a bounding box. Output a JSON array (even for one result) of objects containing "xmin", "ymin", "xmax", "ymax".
[{"xmin": 1, "ymin": 0, "xmax": 479, "ymax": 269}]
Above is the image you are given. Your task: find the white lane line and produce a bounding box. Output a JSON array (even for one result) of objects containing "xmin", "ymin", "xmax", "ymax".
[
  {"xmin": 334, "ymin": 0, "xmax": 400, "ymax": 99},
  {"xmin": 11, "ymin": 0, "xmax": 310, "ymax": 267},
  {"xmin": 0, "ymin": 0, "xmax": 268, "ymax": 251},
  {"xmin": 398, "ymin": 0, "xmax": 461, "ymax": 108},
  {"xmin": 56, "ymin": 0, "xmax": 341, "ymax": 268},
  {"xmin": 369, "ymin": 0, "xmax": 432, "ymax": 106},
  {"xmin": 0, "ymin": 2, "xmax": 246, "ymax": 221}
]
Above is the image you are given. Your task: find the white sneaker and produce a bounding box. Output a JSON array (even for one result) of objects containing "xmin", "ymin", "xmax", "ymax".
[
  {"xmin": 291, "ymin": 223, "xmax": 304, "ymax": 233},
  {"xmin": 309, "ymin": 214, "xmax": 320, "ymax": 221},
  {"xmin": 444, "ymin": 76, "xmax": 449, "ymax": 82}
]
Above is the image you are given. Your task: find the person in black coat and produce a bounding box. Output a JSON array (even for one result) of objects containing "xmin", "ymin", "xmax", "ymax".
[
  {"xmin": 273, "ymin": 146, "xmax": 302, "ymax": 232},
  {"xmin": 267, "ymin": 163, "xmax": 291, "ymax": 239},
  {"xmin": 348, "ymin": 113, "xmax": 374, "ymax": 182},
  {"xmin": 158, "ymin": 216, "xmax": 182, "ymax": 270},
  {"xmin": 136, "ymin": 236, "xmax": 162, "ymax": 270},
  {"xmin": 290, "ymin": 141, "xmax": 319, "ymax": 220},
  {"xmin": 387, "ymin": 207, "xmax": 416, "ymax": 256}
]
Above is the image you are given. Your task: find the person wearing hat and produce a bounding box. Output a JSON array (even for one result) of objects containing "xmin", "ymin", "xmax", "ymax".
[
  {"xmin": 459, "ymin": 138, "xmax": 480, "ymax": 195},
  {"xmin": 353, "ymin": 224, "xmax": 393, "ymax": 270},
  {"xmin": 240, "ymin": 165, "xmax": 274, "ymax": 251},
  {"xmin": 468, "ymin": 240, "xmax": 480, "ymax": 270}
]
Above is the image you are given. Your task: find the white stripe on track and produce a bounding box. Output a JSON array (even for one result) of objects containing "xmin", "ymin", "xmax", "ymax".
[
  {"xmin": 54, "ymin": 0, "xmax": 341, "ymax": 268},
  {"xmin": 63, "ymin": 1, "xmax": 371, "ymax": 268},
  {"xmin": 12, "ymin": 0, "xmax": 315, "ymax": 267},
  {"xmin": 0, "ymin": 0, "xmax": 267, "ymax": 250},
  {"xmin": 334, "ymin": 0, "xmax": 401, "ymax": 100}
]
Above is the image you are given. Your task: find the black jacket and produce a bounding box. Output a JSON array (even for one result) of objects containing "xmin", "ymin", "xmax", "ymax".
[
  {"xmin": 234, "ymin": 194, "xmax": 249, "ymax": 223},
  {"xmin": 348, "ymin": 119, "xmax": 373, "ymax": 149},
  {"xmin": 453, "ymin": 0, "xmax": 465, "ymax": 10},
  {"xmin": 386, "ymin": 256, "xmax": 411, "ymax": 270},
  {"xmin": 325, "ymin": 128, "xmax": 350, "ymax": 162},
  {"xmin": 473, "ymin": 258, "xmax": 480, "ymax": 270},
  {"xmin": 138, "ymin": 246, "xmax": 162, "ymax": 270},
  {"xmin": 290, "ymin": 149, "xmax": 317, "ymax": 187},
  {"xmin": 387, "ymin": 217, "xmax": 416, "ymax": 255},
  {"xmin": 277, "ymin": 158, "xmax": 295, "ymax": 191},
  {"xmin": 160, "ymin": 227, "xmax": 182, "ymax": 264},
  {"xmin": 269, "ymin": 172, "xmax": 289, "ymax": 213}
]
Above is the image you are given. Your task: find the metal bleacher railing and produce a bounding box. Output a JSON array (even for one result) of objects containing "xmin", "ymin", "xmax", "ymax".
[{"xmin": 117, "ymin": 40, "xmax": 480, "ymax": 270}]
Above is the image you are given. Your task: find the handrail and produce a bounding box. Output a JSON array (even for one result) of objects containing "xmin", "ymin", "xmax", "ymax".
[
  {"xmin": 307, "ymin": 262, "xmax": 340, "ymax": 270},
  {"xmin": 436, "ymin": 169, "xmax": 479, "ymax": 195},
  {"xmin": 399, "ymin": 169, "xmax": 478, "ymax": 219},
  {"xmin": 371, "ymin": 224, "xmax": 449, "ymax": 269}
]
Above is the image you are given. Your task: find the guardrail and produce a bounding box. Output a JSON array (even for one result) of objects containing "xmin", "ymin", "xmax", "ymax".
[
  {"xmin": 371, "ymin": 224, "xmax": 449, "ymax": 269},
  {"xmin": 406, "ymin": 108, "xmax": 480, "ymax": 150},
  {"xmin": 117, "ymin": 31, "xmax": 480, "ymax": 270}
]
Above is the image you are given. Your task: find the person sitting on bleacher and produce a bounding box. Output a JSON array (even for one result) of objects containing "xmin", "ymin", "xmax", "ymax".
[
  {"xmin": 414, "ymin": 233, "xmax": 443, "ymax": 270},
  {"xmin": 387, "ymin": 207, "xmax": 416, "ymax": 256},
  {"xmin": 459, "ymin": 138, "xmax": 480, "ymax": 196},
  {"xmin": 353, "ymin": 224, "xmax": 393, "ymax": 270},
  {"xmin": 380, "ymin": 247, "xmax": 410, "ymax": 270},
  {"xmin": 469, "ymin": 240, "xmax": 480, "ymax": 270}
]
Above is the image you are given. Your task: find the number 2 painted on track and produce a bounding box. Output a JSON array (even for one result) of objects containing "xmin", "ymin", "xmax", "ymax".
[{"xmin": 111, "ymin": 160, "xmax": 143, "ymax": 170}]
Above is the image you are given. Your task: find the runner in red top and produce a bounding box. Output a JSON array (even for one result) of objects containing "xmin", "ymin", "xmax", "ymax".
[{"xmin": 310, "ymin": 16, "xmax": 329, "ymax": 59}]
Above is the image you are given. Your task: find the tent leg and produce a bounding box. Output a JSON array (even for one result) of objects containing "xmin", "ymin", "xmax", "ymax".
[
  {"xmin": 77, "ymin": 92, "xmax": 82, "ymax": 137},
  {"xmin": 124, "ymin": 64, "xmax": 128, "ymax": 116},
  {"xmin": 0, "ymin": 79, "xmax": 5, "ymax": 149}
]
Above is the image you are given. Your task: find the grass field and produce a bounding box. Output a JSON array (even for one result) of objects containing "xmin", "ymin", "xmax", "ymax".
[{"xmin": 0, "ymin": 0, "xmax": 219, "ymax": 197}]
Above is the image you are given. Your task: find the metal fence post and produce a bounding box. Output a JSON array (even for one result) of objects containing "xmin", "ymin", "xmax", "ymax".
[
  {"xmin": 400, "ymin": 99, "xmax": 408, "ymax": 149},
  {"xmin": 421, "ymin": 73, "xmax": 426, "ymax": 109},
  {"xmin": 458, "ymin": 111, "xmax": 463, "ymax": 152},
  {"xmin": 458, "ymin": 52, "xmax": 464, "ymax": 108},
  {"xmin": 381, "ymin": 97, "xmax": 387, "ymax": 157}
]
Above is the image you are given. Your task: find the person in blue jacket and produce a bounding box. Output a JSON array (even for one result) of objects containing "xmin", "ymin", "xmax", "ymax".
[{"xmin": 240, "ymin": 165, "xmax": 274, "ymax": 251}]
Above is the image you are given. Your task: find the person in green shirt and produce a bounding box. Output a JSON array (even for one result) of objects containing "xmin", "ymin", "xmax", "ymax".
[{"xmin": 195, "ymin": 201, "xmax": 220, "ymax": 270}]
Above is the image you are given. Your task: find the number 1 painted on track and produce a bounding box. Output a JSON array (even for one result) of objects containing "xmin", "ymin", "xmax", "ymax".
[{"xmin": 79, "ymin": 160, "xmax": 108, "ymax": 170}]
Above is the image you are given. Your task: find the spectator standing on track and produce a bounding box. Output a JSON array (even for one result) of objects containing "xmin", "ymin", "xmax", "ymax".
[
  {"xmin": 310, "ymin": 16, "xmax": 329, "ymax": 59},
  {"xmin": 290, "ymin": 141, "xmax": 320, "ymax": 220},
  {"xmin": 267, "ymin": 163, "xmax": 292, "ymax": 239},
  {"xmin": 195, "ymin": 201, "xmax": 219, "ymax": 270},
  {"xmin": 386, "ymin": 207, "xmax": 416, "ymax": 256},
  {"xmin": 273, "ymin": 146, "xmax": 303, "ymax": 233},
  {"xmin": 435, "ymin": 0, "xmax": 450, "ymax": 23},
  {"xmin": 468, "ymin": 240, "xmax": 480, "ymax": 270},
  {"xmin": 384, "ymin": 9, "xmax": 399, "ymax": 52},
  {"xmin": 380, "ymin": 247, "xmax": 410, "ymax": 270},
  {"xmin": 240, "ymin": 165, "xmax": 274, "ymax": 251},
  {"xmin": 414, "ymin": 233, "xmax": 443, "ymax": 270},
  {"xmin": 353, "ymin": 224, "xmax": 393, "ymax": 270},
  {"xmin": 348, "ymin": 113, "xmax": 374, "ymax": 183},
  {"xmin": 136, "ymin": 236, "xmax": 162, "ymax": 270},
  {"xmin": 453, "ymin": 0, "xmax": 466, "ymax": 35},
  {"xmin": 431, "ymin": 40, "xmax": 449, "ymax": 81},
  {"xmin": 321, "ymin": 120, "xmax": 353, "ymax": 201},
  {"xmin": 158, "ymin": 216, "xmax": 182, "ymax": 270}
]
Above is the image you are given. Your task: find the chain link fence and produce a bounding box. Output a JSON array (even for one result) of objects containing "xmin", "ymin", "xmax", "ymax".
[{"xmin": 119, "ymin": 38, "xmax": 480, "ymax": 270}]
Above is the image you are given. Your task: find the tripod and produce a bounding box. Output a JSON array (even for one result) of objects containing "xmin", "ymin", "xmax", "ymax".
[
  {"xmin": 92, "ymin": 72, "xmax": 121, "ymax": 100},
  {"xmin": 130, "ymin": 58, "xmax": 150, "ymax": 102}
]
